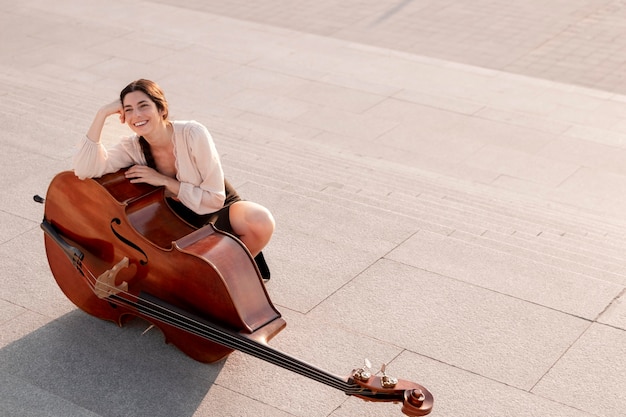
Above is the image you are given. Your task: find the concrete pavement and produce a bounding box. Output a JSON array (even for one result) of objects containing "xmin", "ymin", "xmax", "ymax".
[
  {"xmin": 1, "ymin": 1, "xmax": 626, "ymax": 416},
  {"xmin": 152, "ymin": 0, "xmax": 626, "ymax": 95}
]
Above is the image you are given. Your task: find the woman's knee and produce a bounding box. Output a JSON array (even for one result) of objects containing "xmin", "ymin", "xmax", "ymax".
[
  {"xmin": 250, "ymin": 205, "xmax": 275, "ymax": 240},
  {"xmin": 231, "ymin": 201, "xmax": 275, "ymax": 240}
]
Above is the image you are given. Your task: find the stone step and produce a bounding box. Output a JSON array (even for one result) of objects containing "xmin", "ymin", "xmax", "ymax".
[
  {"xmin": 216, "ymin": 126, "xmax": 626, "ymax": 258},
  {"xmin": 451, "ymin": 230, "xmax": 626, "ymax": 286},
  {"xmin": 212, "ymin": 117, "xmax": 626, "ymax": 242},
  {"xmin": 229, "ymin": 160, "xmax": 626, "ymax": 286},
  {"xmin": 210, "ymin": 119, "xmax": 626, "ymax": 282}
]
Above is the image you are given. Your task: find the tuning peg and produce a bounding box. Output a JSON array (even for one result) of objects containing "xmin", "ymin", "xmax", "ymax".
[
  {"xmin": 352, "ymin": 358, "xmax": 372, "ymax": 381},
  {"xmin": 379, "ymin": 363, "xmax": 398, "ymax": 388}
]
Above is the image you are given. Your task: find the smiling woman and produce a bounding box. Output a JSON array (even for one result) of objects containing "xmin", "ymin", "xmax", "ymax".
[{"xmin": 73, "ymin": 79, "xmax": 273, "ymax": 280}]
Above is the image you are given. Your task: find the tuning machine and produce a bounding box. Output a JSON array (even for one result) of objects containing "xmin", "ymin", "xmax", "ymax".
[
  {"xmin": 380, "ymin": 363, "xmax": 398, "ymax": 388},
  {"xmin": 352, "ymin": 358, "xmax": 372, "ymax": 381}
]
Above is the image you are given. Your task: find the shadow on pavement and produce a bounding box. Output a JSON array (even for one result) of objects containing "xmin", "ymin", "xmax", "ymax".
[{"xmin": 0, "ymin": 310, "xmax": 222, "ymax": 417}]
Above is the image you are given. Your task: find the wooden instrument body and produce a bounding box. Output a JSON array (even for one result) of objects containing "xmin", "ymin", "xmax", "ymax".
[{"xmin": 43, "ymin": 169, "xmax": 285, "ymax": 363}]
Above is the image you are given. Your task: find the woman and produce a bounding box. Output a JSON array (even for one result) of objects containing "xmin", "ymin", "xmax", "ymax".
[{"xmin": 73, "ymin": 79, "xmax": 274, "ymax": 280}]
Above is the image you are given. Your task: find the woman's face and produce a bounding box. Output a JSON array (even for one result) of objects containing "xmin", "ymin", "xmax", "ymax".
[{"xmin": 122, "ymin": 91, "xmax": 165, "ymax": 136}]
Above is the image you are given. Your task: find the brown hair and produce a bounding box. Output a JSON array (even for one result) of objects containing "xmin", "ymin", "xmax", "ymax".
[{"xmin": 120, "ymin": 79, "xmax": 169, "ymax": 120}]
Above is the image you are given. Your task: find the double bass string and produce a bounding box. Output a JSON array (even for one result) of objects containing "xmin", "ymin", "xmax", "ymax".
[
  {"xmin": 123, "ymin": 291, "xmax": 365, "ymax": 394},
  {"xmin": 79, "ymin": 260, "xmax": 371, "ymax": 396}
]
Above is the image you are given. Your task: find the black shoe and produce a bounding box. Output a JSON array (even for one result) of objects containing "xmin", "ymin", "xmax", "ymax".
[{"xmin": 254, "ymin": 252, "xmax": 270, "ymax": 282}]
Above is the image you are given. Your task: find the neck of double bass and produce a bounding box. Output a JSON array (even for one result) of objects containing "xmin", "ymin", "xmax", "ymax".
[
  {"xmin": 41, "ymin": 219, "xmax": 84, "ymax": 272},
  {"xmin": 117, "ymin": 292, "xmax": 355, "ymax": 394}
]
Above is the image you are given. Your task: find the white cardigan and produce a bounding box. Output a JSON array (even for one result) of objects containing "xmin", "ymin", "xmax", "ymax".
[{"xmin": 73, "ymin": 120, "xmax": 226, "ymax": 214}]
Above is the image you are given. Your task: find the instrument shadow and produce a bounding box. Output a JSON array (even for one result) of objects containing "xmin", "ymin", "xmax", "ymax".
[{"xmin": 0, "ymin": 309, "xmax": 223, "ymax": 417}]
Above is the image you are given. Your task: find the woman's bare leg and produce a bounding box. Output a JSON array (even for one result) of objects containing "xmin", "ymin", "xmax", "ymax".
[{"xmin": 228, "ymin": 201, "xmax": 275, "ymax": 257}]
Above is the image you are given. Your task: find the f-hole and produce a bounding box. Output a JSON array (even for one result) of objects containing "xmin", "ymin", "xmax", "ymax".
[{"xmin": 110, "ymin": 218, "xmax": 148, "ymax": 265}]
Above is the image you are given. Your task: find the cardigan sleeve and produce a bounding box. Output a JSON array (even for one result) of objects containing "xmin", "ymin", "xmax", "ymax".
[
  {"xmin": 175, "ymin": 122, "xmax": 226, "ymax": 214},
  {"xmin": 73, "ymin": 135, "xmax": 142, "ymax": 179}
]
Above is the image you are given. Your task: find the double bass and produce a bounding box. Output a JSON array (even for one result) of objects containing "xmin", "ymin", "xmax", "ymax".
[{"xmin": 37, "ymin": 168, "xmax": 433, "ymax": 416}]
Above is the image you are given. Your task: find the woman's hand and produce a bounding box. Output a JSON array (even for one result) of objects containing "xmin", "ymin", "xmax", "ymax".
[
  {"xmin": 125, "ymin": 165, "xmax": 180, "ymax": 195},
  {"xmin": 99, "ymin": 100, "xmax": 125, "ymax": 124},
  {"xmin": 86, "ymin": 100, "xmax": 126, "ymax": 144},
  {"xmin": 125, "ymin": 165, "xmax": 165, "ymax": 186}
]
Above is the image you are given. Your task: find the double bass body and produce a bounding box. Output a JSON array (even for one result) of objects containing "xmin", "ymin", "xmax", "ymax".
[{"xmin": 42, "ymin": 169, "xmax": 286, "ymax": 363}]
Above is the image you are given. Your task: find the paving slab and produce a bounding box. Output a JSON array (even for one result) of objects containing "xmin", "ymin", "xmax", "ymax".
[
  {"xmin": 532, "ymin": 323, "xmax": 626, "ymax": 417},
  {"xmin": 387, "ymin": 229, "xmax": 623, "ymax": 319},
  {"xmin": 308, "ymin": 258, "xmax": 591, "ymax": 390},
  {"xmin": 0, "ymin": 313, "xmax": 219, "ymax": 417},
  {"xmin": 376, "ymin": 351, "xmax": 597, "ymax": 417}
]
